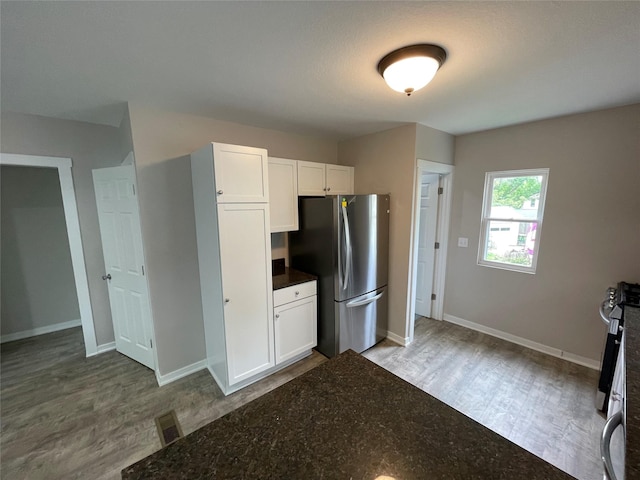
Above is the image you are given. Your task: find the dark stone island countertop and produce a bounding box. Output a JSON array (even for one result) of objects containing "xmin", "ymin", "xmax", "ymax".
[
  {"xmin": 625, "ymin": 305, "xmax": 640, "ymax": 478},
  {"xmin": 272, "ymin": 266, "xmax": 317, "ymax": 290},
  {"xmin": 122, "ymin": 350, "xmax": 573, "ymax": 479}
]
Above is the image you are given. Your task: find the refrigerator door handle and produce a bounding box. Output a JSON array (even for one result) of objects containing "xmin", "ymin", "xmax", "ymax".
[
  {"xmin": 341, "ymin": 204, "xmax": 352, "ymax": 291},
  {"xmin": 346, "ymin": 291, "xmax": 384, "ymax": 308}
]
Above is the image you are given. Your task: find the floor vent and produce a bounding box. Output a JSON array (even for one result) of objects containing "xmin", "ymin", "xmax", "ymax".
[{"xmin": 154, "ymin": 410, "xmax": 183, "ymax": 447}]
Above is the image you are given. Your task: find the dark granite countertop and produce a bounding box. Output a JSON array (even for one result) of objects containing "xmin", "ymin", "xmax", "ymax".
[
  {"xmin": 122, "ymin": 350, "xmax": 572, "ymax": 479},
  {"xmin": 625, "ymin": 305, "xmax": 640, "ymax": 478},
  {"xmin": 272, "ymin": 267, "xmax": 317, "ymax": 290}
]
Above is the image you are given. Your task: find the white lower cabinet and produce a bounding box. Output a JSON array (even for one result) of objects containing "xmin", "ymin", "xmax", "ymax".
[
  {"xmin": 217, "ymin": 203, "xmax": 275, "ymax": 385},
  {"xmin": 273, "ymin": 281, "xmax": 317, "ymax": 364}
]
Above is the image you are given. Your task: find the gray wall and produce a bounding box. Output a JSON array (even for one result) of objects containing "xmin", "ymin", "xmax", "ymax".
[
  {"xmin": 127, "ymin": 104, "xmax": 339, "ymax": 376},
  {"xmin": 1, "ymin": 112, "xmax": 125, "ymax": 346},
  {"xmin": 445, "ymin": 104, "xmax": 640, "ymax": 362},
  {"xmin": 1, "ymin": 166, "xmax": 80, "ymax": 335},
  {"xmin": 338, "ymin": 124, "xmax": 455, "ymax": 340}
]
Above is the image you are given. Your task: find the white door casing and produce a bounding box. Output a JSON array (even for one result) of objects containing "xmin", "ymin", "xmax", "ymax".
[
  {"xmin": 92, "ymin": 165, "xmax": 155, "ymax": 370},
  {"xmin": 415, "ymin": 174, "xmax": 440, "ymax": 318},
  {"xmin": 0, "ymin": 153, "xmax": 98, "ymax": 356}
]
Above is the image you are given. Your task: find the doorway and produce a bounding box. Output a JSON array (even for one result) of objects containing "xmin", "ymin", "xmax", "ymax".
[
  {"xmin": 0, "ymin": 153, "xmax": 98, "ymax": 355},
  {"xmin": 407, "ymin": 159, "xmax": 454, "ymax": 343}
]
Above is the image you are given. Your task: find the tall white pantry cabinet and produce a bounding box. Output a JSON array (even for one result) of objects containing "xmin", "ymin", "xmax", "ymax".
[{"xmin": 191, "ymin": 142, "xmax": 274, "ymax": 395}]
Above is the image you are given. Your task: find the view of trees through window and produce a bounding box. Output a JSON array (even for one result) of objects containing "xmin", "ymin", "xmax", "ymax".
[{"xmin": 482, "ymin": 173, "xmax": 545, "ymax": 269}]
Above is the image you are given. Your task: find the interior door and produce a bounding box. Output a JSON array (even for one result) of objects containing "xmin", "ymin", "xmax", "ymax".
[
  {"xmin": 92, "ymin": 165, "xmax": 155, "ymax": 370},
  {"xmin": 415, "ymin": 174, "xmax": 440, "ymax": 318}
]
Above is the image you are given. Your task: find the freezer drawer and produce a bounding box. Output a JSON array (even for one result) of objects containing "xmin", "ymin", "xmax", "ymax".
[{"xmin": 337, "ymin": 286, "xmax": 388, "ymax": 354}]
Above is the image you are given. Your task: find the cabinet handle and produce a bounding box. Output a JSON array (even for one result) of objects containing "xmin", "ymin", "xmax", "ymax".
[
  {"xmin": 224, "ymin": 298, "xmax": 230, "ymax": 304},
  {"xmin": 295, "ymin": 291, "xmax": 300, "ymax": 296},
  {"xmin": 275, "ymin": 314, "xmax": 280, "ymax": 319},
  {"xmin": 217, "ymin": 190, "xmax": 223, "ymax": 195},
  {"xmin": 327, "ymin": 187, "xmax": 331, "ymax": 192}
]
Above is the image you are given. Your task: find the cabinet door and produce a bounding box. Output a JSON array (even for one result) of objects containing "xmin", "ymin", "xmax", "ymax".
[
  {"xmin": 218, "ymin": 203, "xmax": 275, "ymax": 385},
  {"xmin": 326, "ymin": 165, "xmax": 354, "ymax": 195},
  {"xmin": 213, "ymin": 143, "xmax": 269, "ymax": 203},
  {"xmin": 297, "ymin": 160, "xmax": 326, "ymax": 196},
  {"xmin": 274, "ymin": 295, "xmax": 317, "ymax": 364},
  {"xmin": 268, "ymin": 157, "xmax": 299, "ymax": 232}
]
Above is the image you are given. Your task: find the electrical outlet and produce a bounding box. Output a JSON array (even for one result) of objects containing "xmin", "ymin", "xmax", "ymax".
[{"xmin": 458, "ymin": 237, "xmax": 469, "ymax": 248}]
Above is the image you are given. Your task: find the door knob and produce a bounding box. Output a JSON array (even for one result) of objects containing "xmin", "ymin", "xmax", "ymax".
[{"xmin": 102, "ymin": 274, "xmax": 112, "ymax": 281}]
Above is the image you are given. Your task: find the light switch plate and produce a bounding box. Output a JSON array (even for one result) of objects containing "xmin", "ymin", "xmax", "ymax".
[{"xmin": 458, "ymin": 237, "xmax": 469, "ymax": 248}]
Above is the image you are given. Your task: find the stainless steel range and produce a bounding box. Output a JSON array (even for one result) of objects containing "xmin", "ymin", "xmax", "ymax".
[{"xmin": 598, "ymin": 281, "xmax": 640, "ymax": 480}]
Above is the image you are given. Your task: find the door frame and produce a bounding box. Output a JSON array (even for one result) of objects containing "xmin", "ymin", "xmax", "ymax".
[
  {"xmin": 406, "ymin": 159, "xmax": 454, "ymax": 343},
  {"xmin": 0, "ymin": 153, "xmax": 98, "ymax": 356}
]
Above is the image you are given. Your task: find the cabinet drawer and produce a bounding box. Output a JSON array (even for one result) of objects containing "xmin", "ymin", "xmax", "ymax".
[{"xmin": 273, "ymin": 280, "xmax": 317, "ymax": 307}]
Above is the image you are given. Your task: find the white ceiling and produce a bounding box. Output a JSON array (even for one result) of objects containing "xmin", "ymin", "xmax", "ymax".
[{"xmin": 2, "ymin": 1, "xmax": 639, "ymax": 140}]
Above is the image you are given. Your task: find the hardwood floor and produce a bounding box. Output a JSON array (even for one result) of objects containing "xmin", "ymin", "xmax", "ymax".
[
  {"xmin": 0, "ymin": 328, "xmax": 326, "ymax": 479},
  {"xmin": 1, "ymin": 319, "xmax": 604, "ymax": 479},
  {"xmin": 363, "ymin": 317, "xmax": 605, "ymax": 480}
]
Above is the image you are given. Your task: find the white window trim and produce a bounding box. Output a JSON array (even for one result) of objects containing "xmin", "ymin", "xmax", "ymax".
[{"xmin": 477, "ymin": 168, "xmax": 549, "ymax": 274}]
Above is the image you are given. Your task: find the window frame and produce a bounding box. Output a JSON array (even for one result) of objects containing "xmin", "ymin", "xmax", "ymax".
[{"xmin": 477, "ymin": 168, "xmax": 549, "ymax": 274}]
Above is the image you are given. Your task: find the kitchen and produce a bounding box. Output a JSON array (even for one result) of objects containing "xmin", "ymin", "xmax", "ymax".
[{"xmin": 1, "ymin": 2, "xmax": 639, "ymax": 479}]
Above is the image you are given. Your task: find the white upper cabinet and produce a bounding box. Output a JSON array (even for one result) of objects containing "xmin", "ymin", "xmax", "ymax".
[
  {"xmin": 297, "ymin": 160, "xmax": 354, "ymax": 196},
  {"xmin": 268, "ymin": 157, "xmax": 299, "ymax": 232},
  {"xmin": 297, "ymin": 160, "xmax": 327, "ymax": 196},
  {"xmin": 211, "ymin": 143, "xmax": 269, "ymax": 203},
  {"xmin": 326, "ymin": 164, "xmax": 354, "ymax": 195}
]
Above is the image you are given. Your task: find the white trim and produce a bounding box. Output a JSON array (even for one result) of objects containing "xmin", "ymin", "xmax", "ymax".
[
  {"xmin": 0, "ymin": 153, "xmax": 98, "ymax": 356},
  {"xmin": 94, "ymin": 341, "xmax": 116, "ymax": 355},
  {"xmin": 477, "ymin": 168, "xmax": 549, "ymax": 275},
  {"xmin": 406, "ymin": 160, "xmax": 454, "ymax": 343},
  {"xmin": 0, "ymin": 319, "xmax": 82, "ymax": 343},
  {"xmin": 443, "ymin": 313, "xmax": 600, "ymax": 370},
  {"xmin": 386, "ymin": 330, "xmax": 410, "ymax": 346},
  {"xmin": 155, "ymin": 360, "xmax": 208, "ymax": 387}
]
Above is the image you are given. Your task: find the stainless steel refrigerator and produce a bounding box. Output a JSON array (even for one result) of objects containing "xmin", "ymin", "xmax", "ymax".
[{"xmin": 290, "ymin": 194, "xmax": 389, "ymax": 358}]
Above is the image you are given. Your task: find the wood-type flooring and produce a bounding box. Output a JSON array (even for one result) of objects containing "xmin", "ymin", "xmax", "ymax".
[
  {"xmin": 363, "ymin": 317, "xmax": 605, "ymax": 480},
  {"xmin": 1, "ymin": 317, "xmax": 604, "ymax": 479}
]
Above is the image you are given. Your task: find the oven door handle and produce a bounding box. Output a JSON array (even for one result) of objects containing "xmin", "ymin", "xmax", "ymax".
[
  {"xmin": 600, "ymin": 300, "xmax": 611, "ymax": 326},
  {"xmin": 601, "ymin": 410, "xmax": 623, "ymax": 480}
]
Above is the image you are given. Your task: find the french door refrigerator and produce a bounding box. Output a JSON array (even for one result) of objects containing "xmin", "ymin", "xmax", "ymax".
[{"xmin": 290, "ymin": 194, "xmax": 389, "ymax": 358}]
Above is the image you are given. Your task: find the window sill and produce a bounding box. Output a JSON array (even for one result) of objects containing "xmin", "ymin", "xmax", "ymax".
[{"xmin": 477, "ymin": 259, "xmax": 537, "ymax": 275}]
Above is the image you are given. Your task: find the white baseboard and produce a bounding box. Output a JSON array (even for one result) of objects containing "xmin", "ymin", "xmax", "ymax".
[
  {"xmin": 442, "ymin": 314, "xmax": 600, "ymax": 370},
  {"xmin": 1, "ymin": 319, "xmax": 82, "ymax": 344},
  {"xmin": 386, "ymin": 330, "xmax": 410, "ymax": 346},
  {"xmin": 155, "ymin": 359, "xmax": 207, "ymax": 387},
  {"xmin": 94, "ymin": 342, "xmax": 116, "ymax": 355}
]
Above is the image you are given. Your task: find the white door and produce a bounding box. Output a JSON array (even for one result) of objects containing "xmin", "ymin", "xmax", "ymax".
[
  {"xmin": 415, "ymin": 174, "xmax": 440, "ymax": 318},
  {"xmin": 217, "ymin": 203, "xmax": 274, "ymax": 385},
  {"xmin": 93, "ymin": 166, "xmax": 155, "ymax": 370}
]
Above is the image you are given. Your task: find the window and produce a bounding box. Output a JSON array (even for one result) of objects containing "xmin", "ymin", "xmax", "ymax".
[{"xmin": 478, "ymin": 168, "xmax": 549, "ymax": 273}]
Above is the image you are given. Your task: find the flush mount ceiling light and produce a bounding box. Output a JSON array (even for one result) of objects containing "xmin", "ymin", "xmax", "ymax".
[{"xmin": 377, "ymin": 44, "xmax": 447, "ymax": 96}]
